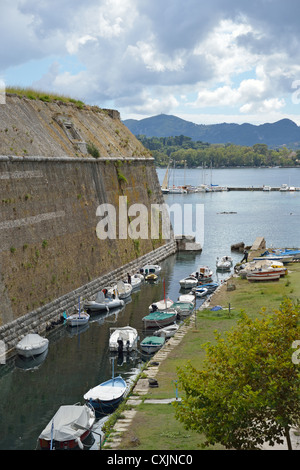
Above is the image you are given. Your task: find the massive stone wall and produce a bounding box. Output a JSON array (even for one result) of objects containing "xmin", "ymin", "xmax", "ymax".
[{"xmin": 0, "ymin": 95, "xmax": 174, "ymax": 346}]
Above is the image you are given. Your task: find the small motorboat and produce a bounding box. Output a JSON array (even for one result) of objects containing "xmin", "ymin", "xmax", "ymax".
[
  {"xmin": 83, "ymin": 289, "xmax": 124, "ymax": 312},
  {"xmin": 153, "ymin": 323, "xmax": 179, "ymax": 339},
  {"xmin": 179, "ymin": 276, "xmax": 198, "ymax": 289},
  {"xmin": 199, "ymin": 282, "xmax": 219, "ymax": 290},
  {"xmin": 108, "ymin": 281, "xmax": 132, "ymax": 300},
  {"xmin": 193, "ymin": 287, "xmax": 208, "ymax": 297},
  {"xmin": 141, "ymin": 264, "xmax": 161, "ymax": 275},
  {"xmin": 109, "ymin": 326, "xmax": 139, "ymax": 352},
  {"xmin": 39, "ymin": 403, "xmax": 96, "ymax": 450},
  {"xmin": 172, "ymin": 300, "xmax": 194, "ymax": 318},
  {"xmin": 178, "ymin": 294, "xmax": 195, "ymax": 303},
  {"xmin": 130, "ymin": 274, "xmax": 143, "ymax": 290},
  {"xmin": 140, "ymin": 336, "xmax": 165, "ymax": 354},
  {"xmin": 66, "ymin": 299, "xmax": 90, "ymax": 327},
  {"xmin": 16, "ymin": 333, "xmax": 49, "ymax": 358},
  {"xmin": 216, "ymin": 256, "xmax": 233, "ymax": 271},
  {"xmin": 142, "ymin": 310, "xmax": 178, "ymax": 329},
  {"xmin": 191, "ymin": 266, "xmax": 213, "ymax": 280},
  {"xmin": 149, "ymin": 298, "xmax": 174, "ymax": 312},
  {"xmin": 66, "ymin": 311, "xmax": 90, "ymax": 328},
  {"xmin": 84, "ymin": 375, "xmax": 127, "ymax": 416}
]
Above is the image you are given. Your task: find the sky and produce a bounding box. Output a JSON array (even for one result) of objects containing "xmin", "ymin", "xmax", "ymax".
[{"xmin": 2, "ymin": 0, "xmax": 300, "ymax": 125}]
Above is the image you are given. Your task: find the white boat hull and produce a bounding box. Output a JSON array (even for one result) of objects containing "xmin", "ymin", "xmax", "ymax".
[
  {"xmin": 66, "ymin": 313, "xmax": 90, "ymax": 327},
  {"xmin": 109, "ymin": 326, "xmax": 139, "ymax": 352},
  {"xmin": 16, "ymin": 334, "xmax": 49, "ymax": 358},
  {"xmin": 247, "ymin": 272, "xmax": 280, "ymax": 281}
]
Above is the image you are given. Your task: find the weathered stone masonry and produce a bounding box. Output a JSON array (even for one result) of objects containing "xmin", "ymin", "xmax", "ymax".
[{"xmin": 0, "ymin": 95, "xmax": 175, "ymax": 353}]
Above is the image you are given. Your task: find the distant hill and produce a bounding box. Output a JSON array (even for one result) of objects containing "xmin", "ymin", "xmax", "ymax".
[{"xmin": 123, "ymin": 114, "xmax": 300, "ymax": 148}]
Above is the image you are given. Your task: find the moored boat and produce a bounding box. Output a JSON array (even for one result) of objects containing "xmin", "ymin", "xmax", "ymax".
[
  {"xmin": 216, "ymin": 256, "xmax": 233, "ymax": 271},
  {"xmin": 66, "ymin": 311, "xmax": 90, "ymax": 327},
  {"xmin": 140, "ymin": 336, "xmax": 165, "ymax": 354},
  {"xmin": 16, "ymin": 333, "xmax": 49, "ymax": 358},
  {"xmin": 193, "ymin": 287, "xmax": 208, "ymax": 297},
  {"xmin": 142, "ymin": 310, "xmax": 177, "ymax": 328},
  {"xmin": 108, "ymin": 281, "xmax": 132, "ymax": 299},
  {"xmin": 153, "ymin": 323, "xmax": 179, "ymax": 339},
  {"xmin": 179, "ymin": 276, "xmax": 198, "ymax": 289},
  {"xmin": 172, "ymin": 300, "xmax": 194, "ymax": 317},
  {"xmin": 39, "ymin": 403, "xmax": 96, "ymax": 450},
  {"xmin": 192, "ymin": 266, "xmax": 213, "ymax": 280},
  {"xmin": 83, "ymin": 289, "xmax": 124, "ymax": 312},
  {"xmin": 149, "ymin": 298, "xmax": 174, "ymax": 312},
  {"xmin": 109, "ymin": 326, "xmax": 139, "ymax": 352},
  {"xmin": 141, "ymin": 264, "xmax": 161, "ymax": 275},
  {"xmin": 84, "ymin": 375, "xmax": 127, "ymax": 416}
]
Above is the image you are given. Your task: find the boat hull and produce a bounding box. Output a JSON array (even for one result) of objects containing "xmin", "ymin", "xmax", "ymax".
[
  {"xmin": 142, "ymin": 311, "xmax": 177, "ymax": 328},
  {"xmin": 66, "ymin": 313, "xmax": 90, "ymax": 327},
  {"xmin": 109, "ymin": 327, "xmax": 138, "ymax": 352},
  {"xmin": 84, "ymin": 377, "xmax": 127, "ymax": 416},
  {"xmin": 140, "ymin": 336, "xmax": 165, "ymax": 354},
  {"xmin": 16, "ymin": 334, "xmax": 49, "ymax": 358},
  {"xmin": 247, "ymin": 272, "xmax": 280, "ymax": 281},
  {"xmin": 38, "ymin": 404, "xmax": 95, "ymax": 450}
]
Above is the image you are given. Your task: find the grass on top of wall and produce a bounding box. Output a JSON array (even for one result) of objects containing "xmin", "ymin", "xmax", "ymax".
[{"xmin": 6, "ymin": 86, "xmax": 85, "ymax": 108}]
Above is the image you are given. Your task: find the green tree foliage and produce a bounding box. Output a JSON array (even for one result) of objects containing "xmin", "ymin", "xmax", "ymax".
[
  {"xmin": 174, "ymin": 298, "xmax": 300, "ymax": 450},
  {"xmin": 137, "ymin": 135, "xmax": 299, "ymax": 168}
]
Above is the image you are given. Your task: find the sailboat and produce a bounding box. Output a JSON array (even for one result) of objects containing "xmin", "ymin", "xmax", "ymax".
[
  {"xmin": 66, "ymin": 297, "xmax": 90, "ymax": 327},
  {"xmin": 162, "ymin": 159, "xmax": 187, "ymax": 194},
  {"xmin": 161, "ymin": 160, "xmax": 170, "ymax": 193}
]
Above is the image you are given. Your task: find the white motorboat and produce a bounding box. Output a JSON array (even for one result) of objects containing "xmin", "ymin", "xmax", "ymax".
[
  {"xmin": 16, "ymin": 333, "xmax": 49, "ymax": 358},
  {"xmin": 109, "ymin": 326, "xmax": 139, "ymax": 352},
  {"xmin": 263, "ymin": 185, "xmax": 271, "ymax": 191},
  {"xmin": 192, "ymin": 266, "xmax": 213, "ymax": 280},
  {"xmin": 216, "ymin": 256, "xmax": 233, "ymax": 271},
  {"xmin": 179, "ymin": 276, "xmax": 198, "ymax": 289},
  {"xmin": 83, "ymin": 289, "xmax": 124, "ymax": 312},
  {"xmin": 153, "ymin": 323, "xmax": 179, "ymax": 339},
  {"xmin": 178, "ymin": 293, "xmax": 196, "ymax": 303},
  {"xmin": 149, "ymin": 298, "xmax": 174, "ymax": 312},
  {"xmin": 141, "ymin": 264, "xmax": 161, "ymax": 275},
  {"xmin": 130, "ymin": 274, "xmax": 143, "ymax": 290},
  {"xmin": 280, "ymin": 183, "xmax": 289, "ymax": 191},
  {"xmin": 108, "ymin": 281, "xmax": 132, "ymax": 299},
  {"xmin": 193, "ymin": 287, "xmax": 208, "ymax": 297}
]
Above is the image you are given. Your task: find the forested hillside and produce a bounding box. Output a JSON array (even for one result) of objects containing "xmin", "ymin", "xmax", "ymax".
[{"xmin": 137, "ymin": 135, "xmax": 300, "ymax": 168}]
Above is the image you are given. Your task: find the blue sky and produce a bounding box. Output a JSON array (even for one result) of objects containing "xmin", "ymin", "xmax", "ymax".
[{"xmin": 2, "ymin": 0, "xmax": 300, "ymax": 125}]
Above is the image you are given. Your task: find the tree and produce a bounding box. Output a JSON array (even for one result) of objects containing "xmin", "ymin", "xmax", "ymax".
[{"xmin": 174, "ymin": 298, "xmax": 300, "ymax": 450}]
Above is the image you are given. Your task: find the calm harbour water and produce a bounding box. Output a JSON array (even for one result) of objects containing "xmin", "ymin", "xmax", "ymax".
[{"xmin": 1, "ymin": 167, "xmax": 300, "ymax": 450}]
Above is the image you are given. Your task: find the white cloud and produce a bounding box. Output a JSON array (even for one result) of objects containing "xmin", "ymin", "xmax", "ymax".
[{"xmin": 3, "ymin": 1, "xmax": 300, "ymax": 124}]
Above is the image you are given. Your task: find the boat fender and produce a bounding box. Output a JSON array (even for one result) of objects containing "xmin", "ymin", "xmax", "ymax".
[
  {"xmin": 76, "ymin": 437, "xmax": 84, "ymax": 450},
  {"xmin": 148, "ymin": 378, "xmax": 159, "ymax": 388}
]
